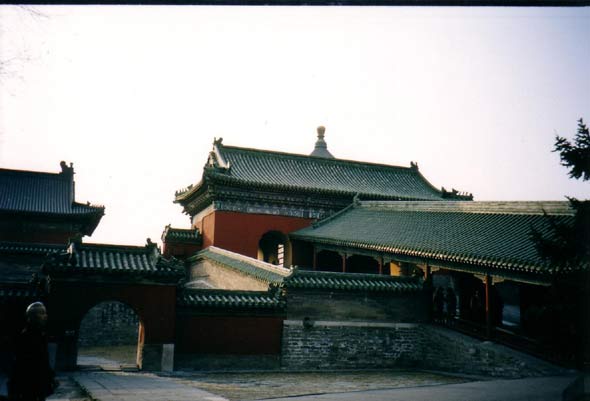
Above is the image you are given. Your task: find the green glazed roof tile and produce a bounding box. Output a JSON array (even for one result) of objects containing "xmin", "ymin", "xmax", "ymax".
[
  {"xmin": 178, "ymin": 288, "xmax": 284, "ymax": 309},
  {"xmin": 175, "ymin": 140, "xmax": 471, "ymax": 203},
  {"xmin": 283, "ymin": 270, "xmax": 423, "ymax": 292},
  {"xmin": 291, "ymin": 200, "xmax": 580, "ymax": 274},
  {"xmin": 43, "ymin": 242, "xmax": 184, "ymax": 277},
  {"xmin": 161, "ymin": 225, "xmax": 202, "ymax": 244}
]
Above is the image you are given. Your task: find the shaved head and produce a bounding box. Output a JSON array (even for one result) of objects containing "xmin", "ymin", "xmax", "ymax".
[{"xmin": 25, "ymin": 302, "xmax": 47, "ymax": 328}]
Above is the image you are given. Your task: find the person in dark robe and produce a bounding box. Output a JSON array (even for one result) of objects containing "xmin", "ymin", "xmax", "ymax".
[{"xmin": 8, "ymin": 302, "xmax": 57, "ymax": 401}]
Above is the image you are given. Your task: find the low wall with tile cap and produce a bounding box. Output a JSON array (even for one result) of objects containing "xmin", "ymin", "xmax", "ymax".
[{"xmin": 281, "ymin": 321, "xmax": 567, "ymax": 377}]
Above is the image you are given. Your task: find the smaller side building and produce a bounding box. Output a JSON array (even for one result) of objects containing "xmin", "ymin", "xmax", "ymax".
[
  {"xmin": 179, "ymin": 246, "xmax": 429, "ymax": 370},
  {"xmin": 289, "ymin": 199, "xmax": 589, "ymax": 368}
]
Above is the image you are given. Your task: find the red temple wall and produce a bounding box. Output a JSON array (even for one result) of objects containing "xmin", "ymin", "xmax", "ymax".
[
  {"xmin": 47, "ymin": 281, "xmax": 177, "ymax": 344},
  {"xmin": 195, "ymin": 211, "xmax": 314, "ymax": 258},
  {"xmin": 176, "ymin": 315, "xmax": 283, "ymax": 355}
]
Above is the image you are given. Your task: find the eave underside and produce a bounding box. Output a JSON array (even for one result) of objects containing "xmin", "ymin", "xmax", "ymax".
[{"xmin": 293, "ymin": 239, "xmax": 555, "ymax": 286}]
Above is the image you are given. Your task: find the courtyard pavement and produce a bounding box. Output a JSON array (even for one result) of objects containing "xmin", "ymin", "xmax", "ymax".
[
  {"xmin": 73, "ymin": 371, "xmax": 227, "ymax": 401},
  {"xmin": 48, "ymin": 370, "xmax": 578, "ymax": 401},
  {"xmin": 262, "ymin": 375, "xmax": 578, "ymax": 401}
]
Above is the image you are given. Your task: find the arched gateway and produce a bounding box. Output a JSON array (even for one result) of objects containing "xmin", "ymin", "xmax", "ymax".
[{"xmin": 42, "ymin": 241, "xmax": 183, "ymax": 371}]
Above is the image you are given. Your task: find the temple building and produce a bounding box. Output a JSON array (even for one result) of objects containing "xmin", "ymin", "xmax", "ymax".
[
  {"xmin": 172, "ymin": 127, "xmax": 471, "ymax": 265},
  {"xmin": 167, "ymin": 127, "xmax": 587, "ymax": 370},
  {"xmin": 1, "ymin": 127, "xmax": 586, "ymax": 375}
]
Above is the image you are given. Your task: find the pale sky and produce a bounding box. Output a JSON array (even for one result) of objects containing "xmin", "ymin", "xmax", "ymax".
[{"xmin": 0, "ymin": 5, "xmax": 588, "ymax": 246}]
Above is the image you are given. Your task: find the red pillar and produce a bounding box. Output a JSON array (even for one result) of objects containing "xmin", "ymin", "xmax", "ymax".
[
  {"xmin": 378, "ymin": 257, "xmax": 383, "ymax": 275},
  {"xmin": 341, "ymin": 253, "xmax": 347, "ymax": 273},
  {"xmin": 312, "ymin": 247, "xmax": 317, "ymax": 271}
]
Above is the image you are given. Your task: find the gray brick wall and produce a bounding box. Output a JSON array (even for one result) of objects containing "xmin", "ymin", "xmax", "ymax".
[
  {"xmin": 281, "ymin": 320, "xmax": 566, "ymax": 378},
  {"xmin": 78, "ymin": 302, "xmax": 139, "ymax": 347},
  {"xmin": 281, "ymin": 320, "xmax": 422, "ymax": 369}
]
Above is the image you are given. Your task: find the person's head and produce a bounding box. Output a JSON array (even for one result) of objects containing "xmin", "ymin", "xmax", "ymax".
[{"xmin": 25, "ymin": 302, "xmax": 48, "ymax": 329}]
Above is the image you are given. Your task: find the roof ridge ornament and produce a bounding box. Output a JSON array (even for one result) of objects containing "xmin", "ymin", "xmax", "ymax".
[
  {"xmin": 310, "ymin": 126, "xmax": 335, "ymax": 158},
  {"xmin": 60, "ymin": 161, "xmax": 74, "ymax": 176},
  {"xmin": 210, "ymin": 137, "xmax": 231, "ymax": 171}
]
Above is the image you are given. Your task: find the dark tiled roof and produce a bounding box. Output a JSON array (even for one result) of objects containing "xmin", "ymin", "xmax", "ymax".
[
  {"xmin": 175, "ymin": 139, "xmax": 471, "ymax": 203},
  {"xmin": 0, "ymin": 165, "xmax": 104, "ymax": 216},
  {"xmin": 178, "ymin": 288, "xmax": 284, "ymax": 309},
  {"xmin": 43, "ymin": 242, "xmax": 184, "ymax": 277},
  {"xmin": 291, "ymin": 201, "xmax": 579, "ymax": 275},
  {"xmin": 161, "ymin": 225, "xmax": 202, "ymax": 244},
  {"xmin": 0, "ymin": 241, "xmax": 66, "ymax": 255},
  {"xmin": 189, "ymin": 246, "xmax": 291, "ymax": 284},
  {"xmin": 284, "ymin": 269, "xmax": 423, "ymax": 292},
  {"xmin": 0, "ymin": 285, "xmax": 41, "ymax": 302},
  {"xmin": 0, "ymin": 242, "xmax": 66, "ymax": 283}
]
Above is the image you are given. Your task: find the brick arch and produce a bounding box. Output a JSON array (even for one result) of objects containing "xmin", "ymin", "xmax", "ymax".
[
  {"xmin": 46, "ymin": 280, "xmax": 177, "ymax": 371},
  {"xmin": 77, "ymin": 300, "xmax": 141, "ymax": 367},
  {"xmin": 258, "ymin": 230, "xmax": 289, "ymax": 267}
]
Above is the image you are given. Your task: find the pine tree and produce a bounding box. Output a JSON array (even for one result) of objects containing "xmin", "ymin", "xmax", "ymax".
[{"xmin": 532, "ymin": 119, "xmax": 590, "ymax": 269}]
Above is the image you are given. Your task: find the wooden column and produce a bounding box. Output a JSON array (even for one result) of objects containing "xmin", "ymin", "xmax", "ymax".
[
  {"xmin": 485, "ymin": 274, "xmax": 493, "ymax": 339},
  {"xmin": 312, "ymin": 247, "xmax": 317, "ymax": 271},
  {"xmin": 341, "ymin": 253, "xmax": 347, "ymax": 273},
  {"xmin": 424, "ymin": 262, "xmax": 433, "ymax": 289},
  {"xmin": 378, "ymin": 257, "xmax": 383, "ymax": 275}
]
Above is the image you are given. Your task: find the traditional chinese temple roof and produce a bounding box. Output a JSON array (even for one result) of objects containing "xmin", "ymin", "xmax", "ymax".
[
  {"xmin": 0, "ymin": 241, "xmax": 65, "ymax": 256},
  {"xmin": 283, "ymin": 270, "xmax": 422, "ymax": 292},
  {"xmin": 0, "ymin": 242, "xmax": 67, "ymax": 284},
  {"xmin": 43, "ymin": 240, "xmax": 184, "ymax": 278},
  {"xmin": 175, "ymin": 137, "xmax": 472, "ymax": 210},
  {"xmin": 178, "ymin": 288, "xmax": 284, "ymax": 309},
  {"xmin": 161, "ymin": 225, "xmax": 202, "ymax": 244},
  {"xmin": 0, "ymin": 163, "xmax": 104, "ymax": 216},
  {"xmin": 291, "ymin": 200, "xmax": 581, "ymax": 280},
  {"xmin": 188, "ymin": 246, "xmax": 291, "ymax": 285}
]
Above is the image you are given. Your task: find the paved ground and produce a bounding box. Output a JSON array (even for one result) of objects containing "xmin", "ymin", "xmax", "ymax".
[
  {"xmin": 2, "ymin": 370, "xmax": 580, "ymax": 401},
  {"xmin": 168, "ymin": 370, "xmax": 467, "ymax": 400},
  {"xmin": 262, "ymin": 375, "xmax": 578, "ymax": 401},
  {"xmin": 71, "ymin": 371, "xmax": 577, "ymax": 401},
  {"xmin": 74, "ymin": 371, "xmax": 227, "ymax": 401}
]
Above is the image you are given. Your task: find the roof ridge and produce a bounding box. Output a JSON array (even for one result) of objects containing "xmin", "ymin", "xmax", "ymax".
[
  {"xmin": 204, "ymin": 246, "xmax": 292, "ymax": 276},
  {"xmin": 312, "ymin": 200, "xmax": 358, "ymax": 229},
  {"xmin": 77, "ymin": 242, "xmax": 156, "ymax": 252},
  {"xmin": 359, "ymin": 200, "xmax": 575, "ymax": 216},
  {"xmin": 181, "ymin": 288, "xmax": 275, "ymax": 296},
  {"xmin": 219, "ymin": 143, "xmax": 415, "ymax": 172},
  {"xmin": 0, "ymin": 167, "xmax": 66, "ymax": 177}
]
